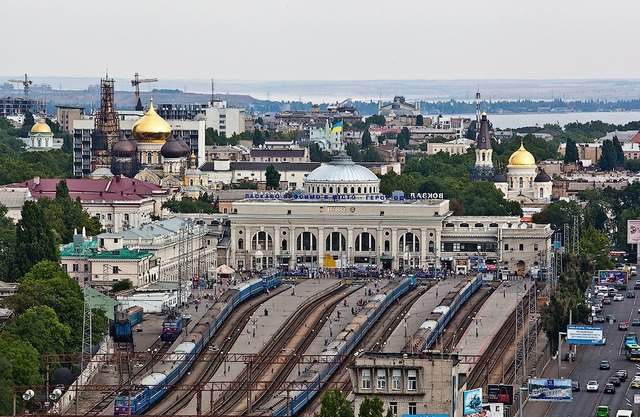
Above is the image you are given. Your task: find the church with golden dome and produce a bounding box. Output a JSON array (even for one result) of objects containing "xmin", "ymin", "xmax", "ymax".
[
  {"xmin": 21, "ymin": 119, "xmax": 63, "ymax": 150},
  {"xmin": 109, "ymin": 100, "xmax": 197, "ymax": 187}
]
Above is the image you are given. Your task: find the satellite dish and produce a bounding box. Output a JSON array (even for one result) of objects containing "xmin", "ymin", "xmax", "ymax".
[{"xmin": 22, "ymin": 390, "xmax": 35, "ymax": 401}]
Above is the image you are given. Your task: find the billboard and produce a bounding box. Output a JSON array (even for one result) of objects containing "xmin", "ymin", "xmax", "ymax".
[
  {"xmin": 566, "ymin": 325, "xmax": 604, "ymax": 345},
  {"xmin": 628, "ymin": 220, "xmax": 640, "ymax": 244},
  {"xmin": 598, "ymin": 270, "xmax": 628, "ymax": 286},
  {"xmin": 463, "ymin": 388, "xmax": 483, "ymax": 415},
  {"xmin": 487, "ymin": 384, "xmax": 514, "ymax": 405},
  {"xmin": 481, "ymin": 404, "xmax": 504, "ymax": 417},
  {"xmin": 528, "ymin": 378, "xmax": 573, "ymax": 401}
]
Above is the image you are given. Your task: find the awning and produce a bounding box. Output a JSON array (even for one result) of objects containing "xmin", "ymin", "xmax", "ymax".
[
  {"xmin": 379, "ymin": 255, "xmax": 394, "ymax": 261},
  {"xmin": 215, "ymin": 264, "xmax": 235, "ymax": 275}
]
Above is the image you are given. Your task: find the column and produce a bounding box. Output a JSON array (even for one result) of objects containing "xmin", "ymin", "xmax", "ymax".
[
  {"xmin": 318, "ymin": 228, "xmax": 325, "ymax": 268},
  {"xmin": 391, "ymin": 229, "xmax": 398, "ymax": 270},
  {"xmin": 377, "ymin": 228, "xmax": 383, "ymax": 259},
  {"xmin": 347, "ymin": 227, "xmax": 354, "ymax": 266},
  {"xmin": 273, "ymin": 227, "xmax": 280, "ymax": 267},
  {"xmin": 245, "ymin": 226, "xmax": 252, "ymax": 270},
  {"xmin": 289, "ymin": 226, "xmax": 296, "ymax": 269},
  {"xmin": 420, "ymin": 228, "xmax": 427, "ymax": 268}
]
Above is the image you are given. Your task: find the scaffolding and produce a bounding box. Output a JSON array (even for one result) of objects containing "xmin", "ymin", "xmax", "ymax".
[{"xmin": 92, "ymin": 76, "xmax": 120, "ymax": 169}]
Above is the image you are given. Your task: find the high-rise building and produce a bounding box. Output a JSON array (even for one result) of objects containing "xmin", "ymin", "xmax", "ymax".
[{"xmin": 204, "ymin": 100, "xmax": 245, "ymax": 138}]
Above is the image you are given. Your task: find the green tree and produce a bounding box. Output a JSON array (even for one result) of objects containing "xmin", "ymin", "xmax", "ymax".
[
  {"xmin": 0, "ymin": 336, "xmax": 41, "ymax": 390},
  {"xmin": 15, "ymin": 201, "xmax": 58, "ymax": 276},
  {"xmin": 265, "ymin": 164, "xmax": 281, "ymax": 189},
  {"xmin": 365, "ymin": 114, "xmax": 385, "ymax": 126},
  {"xmin": 361, "ymin": 128, "xmax": 372, "ymax": 149},
  {"xmin": 359, "ymin": 397, "xmax": 385, "ymax": 417},
  {"xmin": 613, "ymin": 136, "xmax": 625, "ymax": 167},
  {"xmin": 599, "ymin": 139, "xmax": 618, "ymax": 171},
  {"xmin": 316, "ymin": 389, "xmax": 353, "ymax": 417},
  {"xmin": 310, "ymin": 143, "xmax": 331, "ymax": 162},
  {"xmin": 55, "ymin": 179, "xmax": 70, "ymax": 200},
  {"xmin": 6, "ymin": 305, "xmax": 71, "ymax": 355},
  {"xmin": 252, "ymin": 128, "xmax": 265, "ymax": 147},
  {"xmin": 397, "ymin": 127, "xmax": 410, "ymax": 149},
  {"xmin": 416, "ymin": 114, "xmax": 424, "ymax": 126},
  {"xmin": 112, "ymin": 279, "xmax": 133, "ymax": 292},
  {"xmin": 532, "ymin": 201, "xmax": 582, "ymax": 231},
  {"xmin": 579, "ymin": 225, "xmax": 612, "ymax": 270},
  {"xmin": 563, "ymin": 138, "xmax": 578, "ymax": 163},
  {"xmin": 0, "ymin": 356, "xmax": 13, "ymax": 415},
  {"xmin": 0, "ymin": 204, "xmax": 17, "ymax": 281}
]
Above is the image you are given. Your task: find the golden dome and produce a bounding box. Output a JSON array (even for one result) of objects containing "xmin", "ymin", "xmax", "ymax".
[
  {"xmin": 508, "ymin": 142, "xmax": 536, "ymax": 166},
  {"xmin": 30, "ymin": 120, "xmax": 52, "ymax": 134},
  {"xmin": 132, "ymin": 100, "xmax": 172, "ymax": 143}
]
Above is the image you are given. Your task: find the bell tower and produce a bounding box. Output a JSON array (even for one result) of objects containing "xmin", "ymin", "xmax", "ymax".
[{"xmin": 472, "ymin": 112, "xmax": 495, "ymax": 180}]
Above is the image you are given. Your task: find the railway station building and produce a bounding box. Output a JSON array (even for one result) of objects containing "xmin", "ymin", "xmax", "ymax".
[{"xmin": 227, "ymin": 152, "xmax": 553, "ymax": 274}]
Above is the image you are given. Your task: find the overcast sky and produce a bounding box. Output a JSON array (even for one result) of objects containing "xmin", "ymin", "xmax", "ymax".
[{"xmin": 3, "ymin": 0, "xmax": 639, "ymax": 81}]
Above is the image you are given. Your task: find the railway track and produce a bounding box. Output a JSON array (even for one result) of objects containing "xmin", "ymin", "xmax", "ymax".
[
  {"xmin": 147, "ymin": 286, "xmax": 288, "ymax": 415},
  {"xmin": 298, "ymin": 285, "xmax": 428, "ymax": 417},
  {"xmin": 439, "ymin": 285, "xmax": 495, "ymax": 352},
  {"xmin": 82, "ymin": 338, "xmax": 171, "ymax": 415},
  {"xmin": 210, "ymin": 283, "xmax": 356, "ymax": 416},
  {"xmin": 466, "ymin": 284, "xmax": 536, "ymax": 389}
]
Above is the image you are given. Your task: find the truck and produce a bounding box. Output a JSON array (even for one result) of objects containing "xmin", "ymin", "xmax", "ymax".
[{"xmin": 596, "ymin": 405, "xmax": 609, "ymax": 417}]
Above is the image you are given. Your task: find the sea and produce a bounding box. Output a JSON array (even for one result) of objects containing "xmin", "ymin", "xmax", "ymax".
[{"xmin": 456, "ymin": 111, "xmax": 640, "ymax": 129}]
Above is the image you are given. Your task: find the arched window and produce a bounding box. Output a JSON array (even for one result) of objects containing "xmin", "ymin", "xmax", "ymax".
[
  {"xmin": 323, "ymin": 187, "xmax": 327, "ymax": 194},
  {"xmin": 510, "ymin": 178, "xmax": 514, "ymax": 188},
  {"xmin": 539, "ymin": 187, "xmax": 544, "ymax": 198},
  {"xmin": 474, "ymin": 223, "xmax": 484, "ymax": 228},
  {"xmin": 489, "ymin": 223, "xmax": 499, "ymax": 227},
  {"xmin": 460, "ymin": 223, "xmax": 469, "ymax": 228},
  {"xmin": 482, "ymin": 153, "xmax": 486, "ymax": 161},
  {"xmin": 329, "ymin": 186, "xmax": 334, "ymax": 193},
  {"xmin": 519, "ymin": 177, "xmax": 523, "ymax": 188},
  {"xmin": 238, "ymin": 238, "xmax": 244, "ymax": 250},
  {"xmin": 252, "ymin": 231, "xmax": 273, "ymax": 250},
  {"xmin": 358, "ymin": 187, "xmax": 362, "ymax": 193},
  {"xmin": 528, "ymin": 178, "xmax": 533, "ymax": 188},
  {"xmin": 351, "ymin": 187, "xmax": 355, "ymax": 193},
  {"xmin": 344, "ymin": 186, "xmax": 348, "ymax": 193},
  {"xmin": 355, "ymin": 232, "xmax": 376, "ymax": 251},
  {"xmin": 384, "ymin": 240, "xmax": 390, "ymax": 251},
  {"xmin": 296, "ymin": 232, "xmax": 317, "ymax": 251},
  {"xmin": 428, "ymin": 241, "xmax": 435, "ymax": 253},
  {"xmin": 399, "ymin": 232, "xmax": 420, "ymax": 252},
  {"xmin": 281, "ymin": 239, "xmax": 288, "ymax": 250},
  {"xmin": 445, "ymin": 223, "xmax": 454, "ymax": 228},
  {"xmin": 325, "ymin": 232, "xmax": 346, "ymax": 252}
]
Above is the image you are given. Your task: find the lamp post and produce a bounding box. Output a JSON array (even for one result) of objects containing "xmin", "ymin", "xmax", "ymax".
[{"xmin": 558, "ymin": 331, "xmax": 567, "ymax": 379}]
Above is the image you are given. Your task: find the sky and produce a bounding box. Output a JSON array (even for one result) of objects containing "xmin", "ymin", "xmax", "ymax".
[{"xmin": 2, "ymin": 0, "xmax": 640, "ymax": 81}]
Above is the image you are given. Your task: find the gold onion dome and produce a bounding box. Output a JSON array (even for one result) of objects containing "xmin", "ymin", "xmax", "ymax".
[
  {"xmin": 132, "ymin": 100, "xmax": 172, "ymax": 143},
  {"xmin": 30, "ymin": 120, "xmax": 52, "ymax": 134},
  {"xmin": 508, "ymin": 142, "xmax": 536, "ymax": 166}
]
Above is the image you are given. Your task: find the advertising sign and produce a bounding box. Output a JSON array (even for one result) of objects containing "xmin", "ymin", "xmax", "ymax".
[
  {"xmin": 598, "ymin": 270, "xmax": 628, "ymax": 286},
  {"xmin": 463, "ymin": 388, "xmax": 483, "ymax": 415},
  {"xmin": 487, "ymin": 384, "xmax": 514, "ymax": 405},
  {"xmin": 628, "ymin": 220, "xmax": 640, "ymax": 244},
  {"xmin": 481, "ymin": 403, "xmax": 504, "ymax": 417},
  {"xmin": 566, "ymin": 325, "xmax": 604, "ymax": 345},
  {"xmin": 634, "ymin": 393, "xmax": 640, "ymax": 404},
  {"xmin": 527, "ymin": 378, "xmax": 573, "ymax": 402}
]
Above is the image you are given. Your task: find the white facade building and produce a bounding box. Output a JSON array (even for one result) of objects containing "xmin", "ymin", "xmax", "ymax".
[{"xmin": 204, "ymin": 100, "xmax": 246, "ymax": 138}]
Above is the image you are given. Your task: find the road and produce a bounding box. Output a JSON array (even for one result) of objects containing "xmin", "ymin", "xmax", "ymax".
[{"xmin": 546, "ymin": 290, "xmax": 639, "ymax": 417}]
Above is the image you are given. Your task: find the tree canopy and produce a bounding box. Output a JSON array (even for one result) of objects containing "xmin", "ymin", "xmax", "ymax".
[
  {"xmin": 265, "ymin": 164, "xmax": 281, "ymax": 189},
  {"xmin": 162, "ymin": 194, "xmax": 218, "ymax": 214},
  {"xmin": 317, "ymin": 389, "xmax": 354, "ymax": 417},
  {"xmin": 15, "ymin": 201, "xmax": 59, "ymax": 276}
]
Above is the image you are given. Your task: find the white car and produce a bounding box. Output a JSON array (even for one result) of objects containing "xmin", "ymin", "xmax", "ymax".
[
  {"xmin": 586, "ymin": 380, "xmax": 599, "ymax": 392},
  {"xmin": 614, "ymin": 294, "xmax": 625, "ymax": 301}
]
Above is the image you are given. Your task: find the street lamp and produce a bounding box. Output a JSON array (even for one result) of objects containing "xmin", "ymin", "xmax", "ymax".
[{"xmin": 557, "ymin": 331, "xmax": 567, "ymax": 379}]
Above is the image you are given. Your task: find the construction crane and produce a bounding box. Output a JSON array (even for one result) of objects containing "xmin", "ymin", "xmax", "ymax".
[
  {"xmin": 131, "ymin": 72, "xmax": 158, "ymax": 110},
  {"xmin": 7, "ymin": 73, "xmax": 33, "ymax": 98}
]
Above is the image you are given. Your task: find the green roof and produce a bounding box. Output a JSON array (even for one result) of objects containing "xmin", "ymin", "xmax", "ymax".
[
  {"xmin": 84, "ymin": 287, "xmax": 119, "ymax": 320},
  {"xmin": 61, "ymin": 238, "xmax": 152, "ymax": 260}
]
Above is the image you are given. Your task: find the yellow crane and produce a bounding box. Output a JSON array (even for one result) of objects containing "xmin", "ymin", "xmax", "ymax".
[{"xmin": 131, "ymin": 72, "xmax": 158, "ymax": 110}]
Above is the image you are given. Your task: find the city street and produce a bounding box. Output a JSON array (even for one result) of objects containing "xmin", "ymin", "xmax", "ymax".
[{"xmin": 545, "ymin": 290, "xmax": 639, "ymax": 416}]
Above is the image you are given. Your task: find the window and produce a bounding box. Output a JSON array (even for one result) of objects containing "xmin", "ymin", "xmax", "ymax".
[
  {"xmin": 408, "ymin": 403, "xmax": 417, "ymax": 415},
  {"xmin": 62, "ymin": 264, "xmax": 68, "ymax": 272},
  {"xmin": 124, "ymin": 214, "xmax": 129, "ymax": 222},
  {"xmin": 539, "ymin": 187, "xmax": 544, "ymax": 198},
  {"xmin": 355, "ymin": 232, "xmax": 376, "ymax": 251},
  {"xmin": 252, "ymin": 231, "xmax": 273, "ymax": 250},
  {"xmin": 389, "ymin": 402, "xmax": 398, "ymax": 417},
  {"xmin": 281, "ymin": 239, "xmax": 288, "ymax": 250},
  {"xmin": 73, "ymin": 263, "xmax": 79, "ymax": 272},
  {"xmin": 392, "ymin": 369, "xmax": 401, "ymax": 391},
  {"xmin": 504, "ymin": 243, "xmax": 509, "ymax": 250},
  {"xmin": 112, "ymin": 266, "xmax": 119, "ymax": 274},
  {"xmin": 238, "ymin": 238, "xmax": 244, "ymax": 250},
  {"xmin": 399, "ymin": 232, "xmax": 420, "ymax": 252},
  {"xmin": 377, "ymin": 369, "xmax": 386, "ymax": 390},
  {"xmin": 407, "ymin": 370, "xmax": 417, "ymax": 391},
  {"xmin": 297, "ymin": 232, "xmax": 317, "ymax": 251},
  {"xmin": 84, "ymin": 264, "xmax": 89, "ymax": 272},
  {"xmin": 519, "ymin": 243, "xmax": 524, "ymax": 251},
  {"xmin": 325, "ymin": 232, "xmax": 346, "ymax": 252},
  {"xmin": 384, "ymin": 240, "xmax": 390, "ymax": 252},
  {"xmin": 519, "ymin": 177, "xmax": 523, "ymax": 188},
  {"xmin": 534, "ymin": 243, "xmax": 539, "ymax": 251},
  {"xmin": 361, "ymin": 369, "xmax": 371, "ymax": 389},
  {"xmin": 107, "ymin": 213, "xmax": 112, "ymax": 221},
  {"xmin": 428, "ymin": 241, "xmax": 435, "ymax": 253}
]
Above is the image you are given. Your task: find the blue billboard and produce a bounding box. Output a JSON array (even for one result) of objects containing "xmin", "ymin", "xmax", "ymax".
[
  {"xmin": 463, "ymin": 388, "xmax": 483, "ymax": 415},
  {"xmin": 567, "ymin": 325, "xmax": 604, "ymax": 345},
  {"xmin": 528, "ymin": 378, "xmax": 573, "ymax": 401}
]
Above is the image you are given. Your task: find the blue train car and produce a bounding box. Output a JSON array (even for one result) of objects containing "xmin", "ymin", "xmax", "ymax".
[
  {"xmin": 114, "ymin": 274, "xmax": 282, "ymax": 415},
  {"xmin": 161, "ymin": 314, "xmax": 185, "ymax": 342},
  {"xmin": 114, "ymin": 306, "xmax": 144, "ymax": 343}
]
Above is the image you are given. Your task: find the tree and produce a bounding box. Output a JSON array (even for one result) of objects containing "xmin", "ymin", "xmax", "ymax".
[
  {"xmin": 316, "ymin": 390, "xmax": 353, "ymax": 417},
  {"xmin": 361, "ymin": 128, "xmax": 372, "ymax": 149},
  {"xmin": 564, "ymin": 138, "xmax": 578, "ymax": 163},
  {"xmin": 55, "ymin": 179, "xmax": 70, "ymax": 200},
  {"xmin": 310, "ymin": 143, "xmax": 331, "ymax": 162},
  {"xmin": 15, "ymin": 201, "xmax": 58, "ymax": 276},
  {"xmin": 0, "ymin": 356, "xmax": 13, "ymax": 415},
  {"xmin": 112, "ymin": 279, "xmax": 133, "ymax": 292},
  {"xmin": 416, "ymin": 114, "xmax": 424, "ymax": 126},
  {"xmin": 397, "ymin": 127, "xmax": 410, "ymax": 150},
  {"xmin": 0, "ymin": 204, "xmax": 17, "ymax": 281},
  {"xmin": 599, "ymin": 139, "xmax": 618, "ymax": 171},
  {"xmin": 0, "ymin": 336, "xmax": 41, "ymax": 390},
  {"xmin": 252, "ymin": 128, "xmax": 265, "ymax": 147},
  {"xmin": 613, "ymin": 136, "xmax": 625, "ymax": 167},
  {"xmin": 359, "ymin": 397, "xmax": 385, "ymax": 417},
  {"xmin": 6, "ymin": 305, "xmax": 71, "ymax": 355},
  {"xmin": 532, "ymin": 201, "xmax": 582, "ymax": 231},
  {"xmin": 579, "ymin": 225, "xmax": 612, "ymax": 270},
  {"xmin": 365, "ymin": 114, "xmax": 385, "ymax": 126},
  {"xmin": 265, "ymin": 164, "xmax": 281, "ymax": 189}
]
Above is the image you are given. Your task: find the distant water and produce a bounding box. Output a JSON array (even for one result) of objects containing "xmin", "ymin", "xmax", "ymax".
[{"xmin": 461, "ymin": 111, "xmax": 640, "ymax": 129}]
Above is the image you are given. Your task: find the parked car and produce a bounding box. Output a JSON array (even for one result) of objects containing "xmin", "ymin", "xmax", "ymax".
[
  {"xmin": 594, "ymin": 315, "xmax": 606, "ymax": 323},
  {"xmin": 600, "ymin": 360, "xmax": 611, "ymax": 370},
  {"xmin": 632, "ymin": 319, "xmax": 640, "ymax": 327},
  {"xmin": 586, "ymin": 380, "xmax": 600, "ymax": 392},
  {"xmin": 631, "ymin": 376, "xmax": 640, "ymax": 388}
]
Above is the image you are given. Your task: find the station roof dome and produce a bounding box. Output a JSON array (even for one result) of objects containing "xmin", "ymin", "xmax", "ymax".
[
  {"xmin": 508, "ymin": 143, "xmax": 536, "ymax": 166},
  {"xmin": 30, "ymin": 121, "xmax": 52, "ymax": 134},
  {"xmin": 132, "ymin": 100, "xmax": 172, "ymax": 144},
  {"xmin": 305, "ymin": 151, "xmax": 379, "ymax": 184}
]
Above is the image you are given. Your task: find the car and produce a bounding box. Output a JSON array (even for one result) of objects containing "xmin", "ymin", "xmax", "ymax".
[
  {"xmin": 628, "ymin": 291, "xmax": 636, "ymax": 298},
  {"xmin": 596, "ymin": 405, "xmax": 609, "ymax": 417},
  {"xmin": 635, "ymin": 282, "xmax": 640, "ymax": 290},
  {"xmin": 631, "ymin": 376, "xmax": 640, "ymax": 388},
  {"xmin": 603, "ymin": 297, "xmax": 612, "ymax": 304},
  {"xmin": 606, "ymin": 314, "xmax": 617, "ymax": 322},
  {"xmin": 616, "ymin": 369, "xmax": 628, "ymax": 381},
  {"xmin": 616, "ymin": 410, "xmax": 633, "ymax": 417},
  {"xmin": 586, "ymin": 380, "xmax": 600, "ymax": 392},
  {"xmin": 593, "ymin": 304, "xmax": 603, "ymax": 313},
  {"xmin": 596, "ymin": 337, "xmax": 607, "ymax": 345},
  {"xmin": 571, "ymin": 380, "xmax": 580, "ymax": 391},
  {"xmin": 620, "ymin": 321, "xmax": 630, "ymax": 330},
  {"xmin": 633, "ymin": 319, "xmax": 640, "ymax": 326},
  {"xmin": 594, "ymin": 315, "xmax": 606, "ymax": 323},
  {"xmin": 608, "ymin": 376, "xmax": 621, "ymax": 386},
  {"xmin": 600, "ymin": 360, "xmax": 611, "ymax": 370},
  {"xmin": 604, "ymin": 383, "xmax": 616, "ymax": 393},
  {"xmin": 614, "ymin": 294, "xmax": 625, "ymax": 301}
]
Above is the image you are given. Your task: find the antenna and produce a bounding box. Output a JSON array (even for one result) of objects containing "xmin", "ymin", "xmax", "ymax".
[{"xmin": 211, "ymin": 78, "xmax": 215, "ymax": 104}]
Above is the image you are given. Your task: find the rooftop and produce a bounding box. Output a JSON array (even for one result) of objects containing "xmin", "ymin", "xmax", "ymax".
[{"xmin": 60, "ymin": 238, "xmax": 152, "ymax": 260}]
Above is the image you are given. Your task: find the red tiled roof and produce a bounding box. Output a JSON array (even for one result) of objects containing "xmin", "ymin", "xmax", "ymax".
[
  {"xmin": 7, "ymin": 176, "xmax": 162, "ymax": 202},
  {"xmin": 632, "ymin": 132, "xmax": 640, "ymax": 144}
]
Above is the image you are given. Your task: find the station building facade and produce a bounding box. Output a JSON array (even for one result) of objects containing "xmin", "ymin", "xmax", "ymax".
[{"xmin": 227, "ymin": 153, "xmax": 552, "ymax": 274}]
